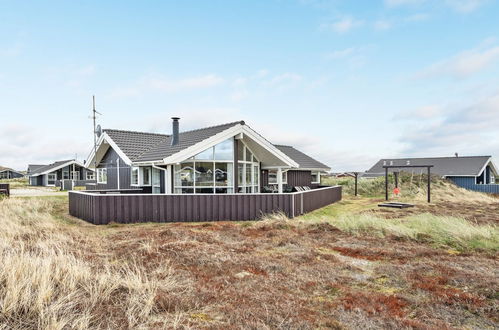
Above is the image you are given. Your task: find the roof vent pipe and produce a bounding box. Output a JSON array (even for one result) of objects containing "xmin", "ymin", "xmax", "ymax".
[{"xmin": 171, "ymin": 117, "xmax": 180, "ymax": 146}]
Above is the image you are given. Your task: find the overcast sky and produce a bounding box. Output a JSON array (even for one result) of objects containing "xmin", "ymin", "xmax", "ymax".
[{"xmin": 1, "ymin": 0, "xmax": 499, "ymax": 172}]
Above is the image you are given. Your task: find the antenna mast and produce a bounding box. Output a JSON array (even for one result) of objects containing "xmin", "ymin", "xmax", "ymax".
[{"xmin": 92, "ymin": 96, "xmax": 102, "ymax": 171}]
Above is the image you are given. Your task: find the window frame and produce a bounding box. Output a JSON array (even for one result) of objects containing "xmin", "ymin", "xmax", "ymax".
[
  {"xmin": 97, "ymin": 168, "xmax": 108, "ymax": 184},
  {"xmin": 311, "ymin": 171, "xmax": 320, "ymax": 184},
  {"xmin": 131, "ymin": 167, "xmax": 139, "ymax": 186},
  {"xmin": 86, "ymin": 171, "xmax": 95, "ymax": 180}
]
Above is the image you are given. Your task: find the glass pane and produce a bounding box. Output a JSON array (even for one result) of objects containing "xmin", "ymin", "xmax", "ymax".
[
  {"xmin": 238, "ymin": 163, "xmax": 244, "ymax": 186},
  {"xmin": 253, "ymin": 165, "xmax": 258, "ymax": 187},
  {"xmin": 132, "ymin": 168, "xmax": 139, "ymax": 185},
  {"xmin": 195, "ymin": 162, "xmax": 214, "ymax": 186},
  {"xmin": 152, "ymin": 168, "xmax": 161, "ymax": 186},
  {"xmin": 196, "ymin": 187, "xmax": 214, "ymax": 193},
  {"xmin": 181, "ymin": 188, "xmax": 194, "ymax": 194},
  {"xmin": 215, "ymin": 162, "xmax": 233, "ymax": 186},
  {"xmin": 214, "ymin": 139, "xmax": 233, "ymax": 160},
  {"xmin": 143, "ymin": 167, "xmax": 151, "ymax": 185},
  {"xmin": 245, "ymin": 147, "xmax": 252, "ymax": 162},
  {"xmin": 237, "ymin": 143, "xmax": 244, "ymax": 161},
  {"xmin": 246, "ymin": 164, "xmax": 251, "ymax": 185},
  {"xmin": 245, "ymin": 187, "xmax": 252, "ymax": 193},
  {"xmin": 195, "ymin": 147, "xmax": 214, "ymax": 160},
  {"xmin": 215, "ymin": 188, "xmax": 228, "ymax": 194},
  {"xmin": 175, "ymin": 163, "xmax": 194, "ymax": 186},
  {"xmin": 268, "ymin": 170, "xmax": 277, "ymax": 184}
]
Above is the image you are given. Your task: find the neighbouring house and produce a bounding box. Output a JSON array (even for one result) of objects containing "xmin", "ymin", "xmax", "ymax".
[
  {"xmin": 0, "ymin": 166, "xmax": 24, "ymax": 179},
  {"xmin": 364, "ymin": 156, "xmax": 499, "ymax": 193},
  {"xmin": 28, "ymin": 160, "xmax": 95, "ymax": 187},
  {"xmin": 70, "ymin": 119, "xmax": 341, "ymax": 224},
  {"xmin": 85, "ymin": 119, "xmax": 330, "ymax": 194}
]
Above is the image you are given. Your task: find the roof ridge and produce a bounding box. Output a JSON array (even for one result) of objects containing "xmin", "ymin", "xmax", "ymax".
[
  {"xmin": 104, "ymin": 128, "xmax": 170, "ymax": 137},
  {"xmin": 178, "ymin": 120, "xmax": 244, "ymax": 135},
  {"xmin": 381, "ymin": 155, "xmax": 491, "ymax": 160},
  {"xmin": 274, "ymin": 144, "xmax": 293, "ymax": 148}
]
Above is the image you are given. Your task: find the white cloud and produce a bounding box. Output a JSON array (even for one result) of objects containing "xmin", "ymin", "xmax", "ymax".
[
  {"xmin": 405, "ymin": 13, "xmax": 430, "ymax": 21},
  {"xmin": 396, "ymin": 105, "xmax": 445, "ymax": 120},
  {"xmin": 444, "ymin": 0, "xmax": 488, "ymax": 13},
  {"xmin": 398, "ymin": 91, "xmax": 499, "ymax": 156},
  {"xmin": 321, "ymin": 17, "xmax": 364, "ymax": 34},
  {"xmin": 326, "ymin": 47, "xmax": 355, "ymax": 59},
  {"xmin": 374, "ymin": 20, "xmax": 392, "ymax": 31},
  {"xmin": 263, "ymin": 73, "xmax": 303, "ymax": 87},
  {"xmin": 415, "ymin": 43, "xmax": 499, "ymax": 79},
  {"xmin": 385, "ymin": 0, "xmax": 425, "ymax": 7},
  {"xmin": 231, "ymin": 89, "xmax": 249, "ymax": 101}
]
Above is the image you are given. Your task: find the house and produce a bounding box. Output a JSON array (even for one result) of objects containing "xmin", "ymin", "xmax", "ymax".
[
  {"xmin": 0, "ymin": 166, "xmax": 24, "ymax": 179},
  {"xmin": 85, "ymin": 119, "xmax": 330, "ymax": 194},
  {"xmin": 364, "ymin": 156, "xmax": 499, "ymax": 193},
  {"xmin": 28, "ymin": 160, "xmax": 95, "ymax": 187}
]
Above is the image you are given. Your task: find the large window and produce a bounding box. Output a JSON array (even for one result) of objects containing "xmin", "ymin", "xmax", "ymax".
[
  {"xmin": 63, "ymin": 171, "xmax": 69, "ymax": 180},
  {"xmin": 131, "ymin": 166, "xmax": 152, "ymax": 186},
  {"xmin": 152, "ymin": 168, "xmax": 161, "ymax": 194},
  {"xmin": 97, "ymin": 168, "xmax": 107, "ymax": 184},
  {"xmin": 238, "ymin": 143, "xmax": 259, "ymax": 193},
  {"xmin": 71, "ymin": 171, "xmax": 80, "ymax": 181},
  {"xmin": 47, "ymin": 173, "xmax": 56, "ymax": 186},
  {"xmin": 131, "ymin": 167, "xmax": 139, "ymax": 185},
  {"xmin": 174, "ymin": 139, "xmax": 234, "ymax": 194}
]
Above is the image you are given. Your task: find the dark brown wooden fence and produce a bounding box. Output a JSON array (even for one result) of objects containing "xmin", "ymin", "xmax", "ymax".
[
  {"xmin": 0, "ymin": 184, "xmax": 10, "ymax": 197},
  {"xmin": 69, "ymin": 186, "xmax": 342, "ymax": 225}
]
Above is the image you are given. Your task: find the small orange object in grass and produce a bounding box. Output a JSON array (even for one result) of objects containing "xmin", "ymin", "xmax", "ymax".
[{"xmin": 393, "ymin": 187, "xmax": 400, "ymax": 195}]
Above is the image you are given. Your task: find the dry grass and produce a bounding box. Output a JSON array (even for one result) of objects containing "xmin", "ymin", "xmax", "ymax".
[
  {"xmin": 0, "ymin": 197, "xmax": 192, "ymax": 329},
  {"xmin": 1, "ymin": 184, "xmax": 498, "ymax": 328}
]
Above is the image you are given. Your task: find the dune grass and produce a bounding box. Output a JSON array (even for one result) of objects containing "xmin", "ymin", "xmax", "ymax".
[
  {"xmin": 328, "ymin": 213, "xmax": 499, "ymax": 251},
  {"xmin": 0, "ymin": 197, "xmax": 189, "ymax": 329},
  {"xmin": 0, "ymin": 178, "xmax": 28, "ymax": 189}
]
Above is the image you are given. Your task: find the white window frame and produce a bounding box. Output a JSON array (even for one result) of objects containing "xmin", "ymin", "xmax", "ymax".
[
  {"xmin": 47, "ymin": 173, "xmax": 56, "ymax": 186},
  {"xmin": 141, "ymin": 167, "xmax": 152, "ymax": 186},
  {"xmin": 62, "ymin": 171, "xmax": 69, "ymax": 180},
  {"xmin": 71, "ymin": 171, "xmax": 80, "ymax": 181},
  {"xmin": 86, "ymin": 171, "xmax": 95, "ymax": 180},
  {"xmin": 174, "ymin": 139, "xmax": 236, "ymax": 194},
  {"xmin": 311, "ymin": 171, "xmax": 320, "ymax": 184},
  {"xmin": 131, "ymin": 167, "xmax": 139, "ymax": 186},
  {"xmin": 237, "ymin": 141, "xmax": 260, "ymax": 193},
  {"xmin": 268, "ymin": 169, "xmax": 287, "ymax": 185},
  {"xmin": 97, "ymin": 168, "xmax": 107, "ymax": 184}
]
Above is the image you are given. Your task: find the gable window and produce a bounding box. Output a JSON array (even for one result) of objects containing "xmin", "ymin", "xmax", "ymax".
[
  {"xmin": 131, "ymin": 167, "xmax": 139, "ymax": 185},
  {"xmin": 237, "ymin": 143, "xmax": 259, "ymax": 193},
  {"xmin": 97, "ymin": 168, "xmax": 107, "ymax": 184},
  {"xmin": 86, "ymin": 171, "xmax": 95, "ymax": 180},
  {"xmin": 174, "ymin": 138, "xmax": 234, "ymax": 194},
  {"xmin": 311, "ymin": 171, "xmax": 320, "ymax": 184}
]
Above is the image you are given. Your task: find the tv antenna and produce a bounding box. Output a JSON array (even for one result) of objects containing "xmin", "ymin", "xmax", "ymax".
[{"xmin": 90, "ymin": 95, "xmax": 102, "ymax": 171}]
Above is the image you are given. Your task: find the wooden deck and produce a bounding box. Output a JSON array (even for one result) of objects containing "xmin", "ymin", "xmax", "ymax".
[{"xmin": 69, "ymin": 186, "xmax": 342, "ymax": 225}]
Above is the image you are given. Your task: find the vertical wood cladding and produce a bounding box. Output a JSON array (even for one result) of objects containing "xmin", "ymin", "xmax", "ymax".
[
  {"xmin": 69, "ymin": 186, "xmax": 342, "ymax": 225},
  {"xmin": 95, "ymin": 147, "xmax": 132, "ymax": 190}
]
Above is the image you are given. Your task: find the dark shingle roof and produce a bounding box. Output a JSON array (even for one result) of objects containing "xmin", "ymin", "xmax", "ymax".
[
  {"xmin": 103, "ymin": 129, "xmax": 170, "ymax": 161},
  {"xmin": 29, "ymin": 160, "xmax": 75, "ymax": 176},
  {"xmin": 364, "ymin": 156, "xmax": 492, "ymax": 177},
  {"xmin": 27, "ymin": 164, "xmax": 46, "ymax": 174},
  {"xmin": 274, "ymin": 145, "xmax": 330, "ymax": 170},
  {"xmin": 105, "ymin": 121, "xmax": 244, "ymax": 162}
]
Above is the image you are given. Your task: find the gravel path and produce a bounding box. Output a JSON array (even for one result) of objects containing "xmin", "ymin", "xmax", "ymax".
[{"xmin": 11, "ymin": 188, "xmax": 68, "ymax": 197}]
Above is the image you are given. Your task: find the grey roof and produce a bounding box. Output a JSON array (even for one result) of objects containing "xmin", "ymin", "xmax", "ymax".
[
  {"xmin": 364, "ymin": 156, "xmax": 493, "ymax": 177},
  {"xmin": 274, "ymin": 145, "xmax": 330, "ymax": 170},
  {"xmin": 105, "ymin": 121, "xmax": 244, "ymax": 162},
  {"xmin": 27, "ymin": 164, "xmax": 46, "ymax": 174},
  {"xmin": 29, "ymin": 160, "xmax": 77, "ymax": 176},
  {"xmin": 103, "ymin": 129, "xmax": 169, "ymax": 161}
]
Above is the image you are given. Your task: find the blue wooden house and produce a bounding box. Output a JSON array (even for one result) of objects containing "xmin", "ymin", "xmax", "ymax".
[{"xmin": 364, "ymin": 155, "xmax": 499, "ymax": 194}]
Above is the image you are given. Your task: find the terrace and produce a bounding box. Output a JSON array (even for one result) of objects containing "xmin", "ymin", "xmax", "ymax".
[{"xmin": 69, "ymin": 185, "xmax": 342, "ymax": 224}]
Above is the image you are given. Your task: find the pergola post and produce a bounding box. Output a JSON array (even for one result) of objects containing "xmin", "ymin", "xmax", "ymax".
[
  {"xmin": 277, "ymin": 168, "xmax": 283, "ymax": 194},
  {"xmin": 427, "ymin": 166, "xmax": 431, "ymax": 203},
  {"xmin": 354, "ymin": 172, "xmax": 358, "ymax": 197},
  {"xmin": 385, "ymin": 167, "xmax": 389, "ymax": 201}
]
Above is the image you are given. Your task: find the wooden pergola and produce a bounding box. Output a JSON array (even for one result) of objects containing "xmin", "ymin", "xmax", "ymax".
[{"xmin": 383, "ymin": 165, "xmax": 433, "ymax": 203}]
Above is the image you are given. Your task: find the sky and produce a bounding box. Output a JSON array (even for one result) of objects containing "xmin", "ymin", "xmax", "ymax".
[{"xmin": 1, "ymin": 0, "xmax": 499, "ymax": 172}]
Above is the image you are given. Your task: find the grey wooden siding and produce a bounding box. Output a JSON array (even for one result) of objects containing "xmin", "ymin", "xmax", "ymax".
[
  {"xmin": 261, "ymin": 170, "xmax": 317, "ymax": 189},
  {"xmin": 447, "ymin": 176, "xmax": 499, "ymax": 194},
  {"xmin": 69, "ymin": 186, "xmax": 342, "ymax": 225},
  {"xmin": 0, "ymin": 184, "xmax": 10, "ymax": 196},
  {"xmin": 93, "ymin": 147, "xmax": 133, "ymax": 190}
]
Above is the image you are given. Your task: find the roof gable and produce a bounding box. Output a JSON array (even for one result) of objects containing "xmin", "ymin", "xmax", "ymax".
[
  {"xmin": 365, "ymin": 156, "xmax": 492, "ymax": 177},
  {"xmin": 29, "ymin": 160, "xmax": 84, "ymax": 176}
]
